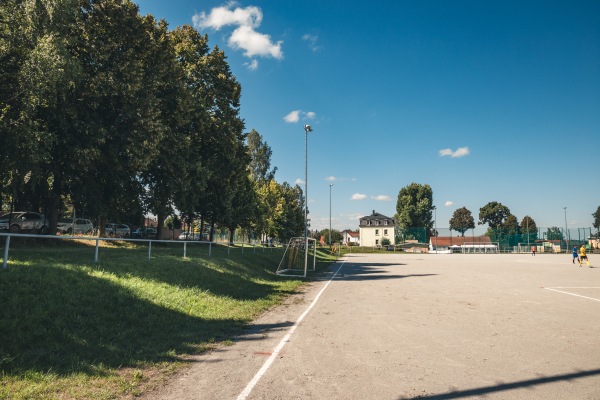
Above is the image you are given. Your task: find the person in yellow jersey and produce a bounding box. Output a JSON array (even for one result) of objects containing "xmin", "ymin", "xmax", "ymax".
[{"xmin": 579, "ymin": 244, "xmax": 591, "ymax": 267}]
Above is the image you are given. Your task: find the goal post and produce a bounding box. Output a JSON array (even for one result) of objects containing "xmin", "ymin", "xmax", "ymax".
[{"xmin": 276, "ymin": 237, "xmax": 317, "ymax": 277}]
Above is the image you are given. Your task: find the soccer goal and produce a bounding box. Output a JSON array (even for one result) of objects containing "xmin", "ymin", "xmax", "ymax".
[
  {"xmin": 516, "ymin": 243, "xmax": 540, "ymax": 254},
  {"xmin": 276, "ymin": 237, "xmax": 317, "ymax": 277}
]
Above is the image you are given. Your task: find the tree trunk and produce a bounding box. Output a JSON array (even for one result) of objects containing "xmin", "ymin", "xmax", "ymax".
[
  {"xmin": 98, "ymin": 214, "xmax": 107, "ymax": 236},
  {"xmin": 156, "ymin": 213, "xmax": 165, "ymax": 240},
  {"xmin": 229, "ymin": 227, "xmax": 235, "ymax": 244},
  {"xmin": 47, "ymin": 192, "xmax": 60, "ymax": 235}
]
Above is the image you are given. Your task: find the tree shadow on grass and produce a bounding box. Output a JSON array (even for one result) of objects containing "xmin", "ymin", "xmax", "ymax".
[
  {"xmin": 0, "ymin": 261, "xmax": 250, "ymax": 377},
  {"xmin": 6, "ymin": 245, "xmax": 287, "ymax": 302}
]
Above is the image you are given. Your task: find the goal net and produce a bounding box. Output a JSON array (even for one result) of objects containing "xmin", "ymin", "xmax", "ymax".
[
  {"xmin": 516, "ymin": 243, "xmax": 543, "ymax": 253},
  {"xmin": 276, "ymin": 237, "xmax": 316, "ymax": 277}
]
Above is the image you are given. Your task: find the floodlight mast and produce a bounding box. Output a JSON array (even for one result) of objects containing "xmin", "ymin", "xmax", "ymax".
[
  {"xmin": 303, "ymin": 124, "xmax": 313, "ymax": 271},
  {"xmin": 329, "ymin": 183, "xmax": 334, "ymax": 247}
]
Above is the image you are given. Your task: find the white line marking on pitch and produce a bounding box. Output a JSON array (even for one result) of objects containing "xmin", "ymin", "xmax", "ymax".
[
  {"xmin": 544, "ymin": 287, "xmax": 600, "ymax": 302},
  {"xmin": 236, "ymin": 257, "xmax": 348, "ymax": 400}
]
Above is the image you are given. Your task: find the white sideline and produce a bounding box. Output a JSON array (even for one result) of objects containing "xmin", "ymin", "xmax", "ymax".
[
  {"xmin": 544, "ymin": 287, "xmax": 600, "ymax": 302},
  {"xmin": 236, "ymin": 257, "xmax": 347, "ymax": 400}
]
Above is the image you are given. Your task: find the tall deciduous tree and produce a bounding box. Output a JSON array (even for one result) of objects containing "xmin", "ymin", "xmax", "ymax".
[
  {"xmin": 138, "ymin": 18, "xmax": 184, "ymax": 239},
  {"xmin": 169, "ymin": 26, "xmax": 211, "ymax": 224},
  {"xmin": 449, "ymin": 207, "xmax": 475, "ymax": 236},
  {"xmin": 193, "ymin": 45, "xmax": 245, "ymax": 240},
  {"xmin": 256, "ymin": 180, "xmax": 303, "ymax": 242},
  {"xmin": 479, "ymin": 201, "xmax": 511, "ymax": 229},
  {"xmin": 0, "ymin": 0, "xmax": 32, "ymax": 211},
  {"xmin": 76, "ymin": 0, "xmax": 168, "ymax": 233},
  {"xmin": 520, "ymin": 215, "xmax": 538, "ymax": 241},
  {"xmin": 394, "ymin": 183, "xmax": 433, "ymax": 233},
  {"xmin": 503, "ymin": 214, "xmax": 519, "ymax": 236},
  {"xmin": 592, "ymin": 206, "xmax": 600, "ymax": 234},
  {"xmin": 247, "ymin": 129, "xmax": 276, "ymax": 182}
]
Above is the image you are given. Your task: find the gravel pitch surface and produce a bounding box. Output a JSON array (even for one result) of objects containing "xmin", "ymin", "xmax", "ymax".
[{"xmin": 142, "ymin": 253, "xmax": 600, "ymax": 400}]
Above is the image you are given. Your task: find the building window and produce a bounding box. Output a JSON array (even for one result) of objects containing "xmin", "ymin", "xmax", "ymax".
[
  {"xmin": 375, "ymin": 229, "xmax": 379, "ymax": 235},
  {"xmin": 376, "ymin": 239, "xmax": 379, "ymax": 245},
  {"xmin": 384, "ymin": 229, "xmax": 388, "ymax": 235}
]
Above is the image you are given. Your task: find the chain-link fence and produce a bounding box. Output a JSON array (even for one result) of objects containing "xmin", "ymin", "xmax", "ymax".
[{"xmin": 396, "ymin": 226, "xmax": 599, "ymax": 253}]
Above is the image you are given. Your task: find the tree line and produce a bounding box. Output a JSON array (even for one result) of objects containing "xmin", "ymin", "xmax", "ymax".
[
  {"xmin": 0, "ymin": 0, "xmax": 304, "ymax": 242},
  {"xmin": 395, "ymin": 183, "xmax": 600, "ymax": 242}
]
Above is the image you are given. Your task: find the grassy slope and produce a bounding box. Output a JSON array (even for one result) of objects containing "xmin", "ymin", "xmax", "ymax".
[{"xmin": 0, "ymin": 240, "xmax": 336, "ymax": 399}]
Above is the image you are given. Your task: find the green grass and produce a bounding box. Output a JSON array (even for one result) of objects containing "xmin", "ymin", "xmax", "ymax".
[{"xmin": 0, "ymin": 239, "xmax": 337, "ymax": 399}]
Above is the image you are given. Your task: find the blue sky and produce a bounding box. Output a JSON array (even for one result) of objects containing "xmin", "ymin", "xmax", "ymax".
[{"xmin": 135, "ymin": 0, "xmax": 599, "ymax": 234}]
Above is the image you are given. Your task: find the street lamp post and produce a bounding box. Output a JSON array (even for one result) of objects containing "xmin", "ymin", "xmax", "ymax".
[
  {"xmin": 303, "ymin": 124, "xmax": 313, "ymax": 269},
  {"xmin": 329, "ymin": 183, "xmax": 333, "ymax": 247},
  {"xmin": 433, "ymin": 206, "xmax": 437, "ymax": 253},
  {"xmin": 564, "ymin": 207, "xmax": 568, "ymax": 251}
]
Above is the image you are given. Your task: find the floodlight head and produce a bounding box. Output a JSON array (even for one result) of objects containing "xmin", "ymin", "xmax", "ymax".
[{"xmin": 304, "ymin": 124, "xmax": 313, "ymax": 133}]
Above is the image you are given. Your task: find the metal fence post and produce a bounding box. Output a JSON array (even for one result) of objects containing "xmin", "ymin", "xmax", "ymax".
[
  {"xmin": 183, "ymin": 242, "xmax": 187, "ymax": 258},
  {"xmin": 3, "ymin": 235, "xmax": 10, "ymax": 270},
  {"xmin": 242, "ymin": 242, "xmax": 244, "ymax": 255},
  {"xmin": 209, "ymin": 242, "xmax": 212, "ymax": 257},
  {"xmin": 227, "ymin": 242, "xmax": 230, "ymax": 256},
  {"xmin": 148, "ymin": 241, "xmax": 152, "ymax": 260},
  {"xmin": 94, "ymin": 239, "xmax": 99, "ymax": 263}
]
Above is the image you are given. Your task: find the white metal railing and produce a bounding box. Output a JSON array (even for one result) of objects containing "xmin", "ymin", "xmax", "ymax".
[{"xmin": 0, "ymin": 233, "xmax": 280, "ymax": 270}]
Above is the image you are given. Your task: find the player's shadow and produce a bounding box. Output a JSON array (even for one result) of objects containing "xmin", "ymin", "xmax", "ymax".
[{"xmin": 399, "ymin": 368, "xmax": 600, "ymax": 399}]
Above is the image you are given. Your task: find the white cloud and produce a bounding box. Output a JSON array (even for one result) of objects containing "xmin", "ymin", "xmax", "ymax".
[
  {"xmin": 444, "ymin": 201, "xmax": 454, "ymax": 207},
  {"xmin": 283, "ymin": 110, "xmax": 316, "ymax": 123},
  {"xmin": 193, "ymin": 4, "xmax": 283, "ymax": 66},
  {"xmin": 284, "ymin": 110, "xmax": 301, "ymax": 123},
  {"xmin": 302, "ymin": 34, "xmax": 322, "ymax": 52},
  {"xmin": 193, "ymin": 4, "xmax": 262, "ymax": 30},
  {"xmin": 372, "ymin": 195, "xmax": 391, "ymax": 201},
  {"xmin": 295, "ymin": 178, "xmax": 304, "ymax": 185},
  {"xmin": 244, "ymin": 59, "xmax": 259, "ymax": 71},
  {"xmin": 351, "ymin": 193, "xmax": 367, "ymax": 200},
  {"xmin": 325, "ymin": 176, "xmax": 336, "ymax": 181},
  {"xmin": 439, "ymin": 147, "xmax": 470, "ymax": 158},
  {"xmin": 229, "ymin": 25, "xmax": 283, "ymax": 59}
]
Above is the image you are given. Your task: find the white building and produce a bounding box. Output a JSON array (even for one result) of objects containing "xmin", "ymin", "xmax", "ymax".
[
  {"xmin": 359, "ymin": 210, "xmax": 395, "ymax": 247},
  {"xmin": 342, "ymin": 230, "xmax": 360, "ymax": 245}
]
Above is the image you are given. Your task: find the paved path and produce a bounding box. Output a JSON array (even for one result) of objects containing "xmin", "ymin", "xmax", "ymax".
[{"xmin": 143, "ymin": 253, "xmax": 600, "ymax": 399}]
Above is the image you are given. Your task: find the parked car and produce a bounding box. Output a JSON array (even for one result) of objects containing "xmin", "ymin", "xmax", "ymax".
[
  {"xmin": 106, "ymin": 223, "xmax": 130, "ymax": 238},
  {"xmin": 0, "ymin": 211, "xmax": 48, "ymax": 234},
  {"xmin": 57, "ymin": 218, "xmax": 94, "ymax": 235},
  {"xmin": 178, "ymin": 232, "xmax": 200, "ymax": 240},
  {"xmin": 131, "ymin": 227, "xmax": 157, "ymax": 239}
]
